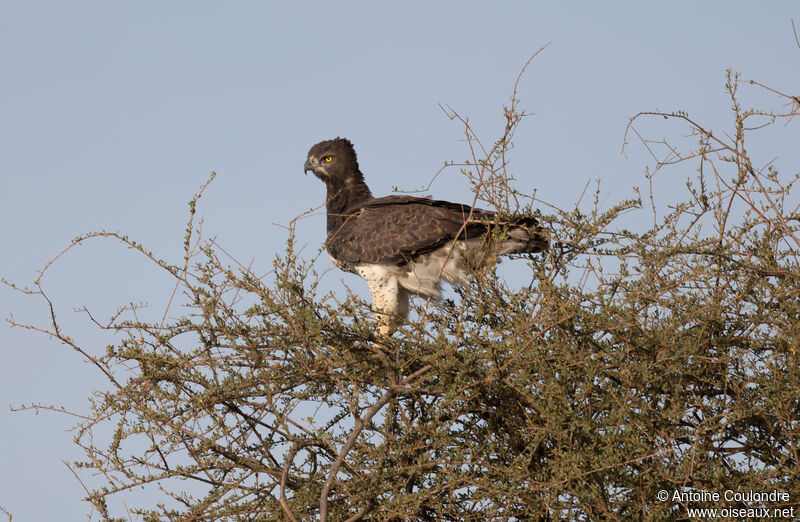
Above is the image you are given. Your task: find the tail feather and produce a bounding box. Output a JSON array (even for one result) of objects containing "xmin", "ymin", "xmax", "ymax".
[{"xmin": 496, "ymin": 218, "xmax": 549, "ymax": 255}]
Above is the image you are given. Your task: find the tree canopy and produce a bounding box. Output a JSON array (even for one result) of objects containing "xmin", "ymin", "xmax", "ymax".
[{"xmin": 7, "ymin": 68, "xmax": 800, "ymax": 520}]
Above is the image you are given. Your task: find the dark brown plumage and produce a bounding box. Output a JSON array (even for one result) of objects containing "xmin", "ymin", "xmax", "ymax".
[{"xmin": 303, "ymin": 137, "xmax": 548, "ymax": 333}]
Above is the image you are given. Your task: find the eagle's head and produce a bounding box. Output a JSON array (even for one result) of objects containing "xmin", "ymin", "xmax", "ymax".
[{"xmin": 303, "ymin": 137, "xmax": 361, "ymax": 183}]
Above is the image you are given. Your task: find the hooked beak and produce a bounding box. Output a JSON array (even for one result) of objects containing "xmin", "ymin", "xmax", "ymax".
[{"xmin": 303, "ymin": 158, "xmax": 313, "ymax": 175}]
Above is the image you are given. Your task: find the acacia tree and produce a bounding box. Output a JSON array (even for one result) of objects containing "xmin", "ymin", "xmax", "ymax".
[{"xmin": 7, "ymin": 60, "xmax": 800, "ymax": 520}]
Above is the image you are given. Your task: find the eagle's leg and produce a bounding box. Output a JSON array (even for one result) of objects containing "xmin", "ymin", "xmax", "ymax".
[{"xmin": 367, "ymin": 276, "xmax": 409, "ymax": 336}]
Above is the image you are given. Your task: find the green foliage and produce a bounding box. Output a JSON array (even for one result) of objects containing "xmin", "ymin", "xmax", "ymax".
[{"xmin": 9, "ymin": 69, "xmax": 800, "ymax": 520}]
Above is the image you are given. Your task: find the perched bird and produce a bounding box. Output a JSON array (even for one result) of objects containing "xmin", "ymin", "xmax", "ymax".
[{"xmin": 303, "ymin": 137, "xmax": 548, "ymax": 334}]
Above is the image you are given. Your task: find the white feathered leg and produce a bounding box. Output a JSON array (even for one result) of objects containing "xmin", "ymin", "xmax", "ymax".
[{"xmin": 358, "ymin": 266, "xmax": 409, "ymax": 336}]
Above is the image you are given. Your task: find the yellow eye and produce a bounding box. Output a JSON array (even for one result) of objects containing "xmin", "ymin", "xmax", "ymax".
[{"xmin": 323, "ymin": 155, "xmax": 333, "ymax": 163}]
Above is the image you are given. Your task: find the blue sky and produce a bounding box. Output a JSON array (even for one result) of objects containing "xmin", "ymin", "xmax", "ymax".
[{"xmin": 1, "ymin": 2, "xmax": 798, "ymax": 519}]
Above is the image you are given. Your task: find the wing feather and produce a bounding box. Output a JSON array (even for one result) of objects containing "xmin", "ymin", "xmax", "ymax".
[{"xmin": 326, "ymin": 197, "xmax": 495, "ymax": 266}]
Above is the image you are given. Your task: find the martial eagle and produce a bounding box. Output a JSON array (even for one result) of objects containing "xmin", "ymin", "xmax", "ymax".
[{"xmin": 303, "ymin": 137, "xmax": 548, "ymax": 334}]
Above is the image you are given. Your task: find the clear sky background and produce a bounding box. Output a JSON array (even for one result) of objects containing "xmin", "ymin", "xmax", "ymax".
[{"xmin": 1, "ymin": 2, "xmax": 798, "ymax": 520}]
